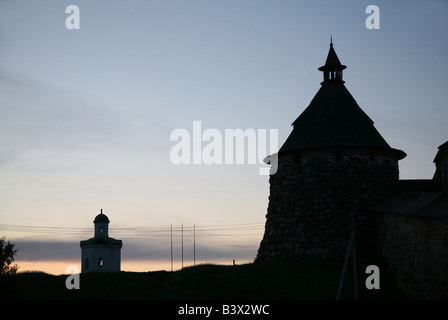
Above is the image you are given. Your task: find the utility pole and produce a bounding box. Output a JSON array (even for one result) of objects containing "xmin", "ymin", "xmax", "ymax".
[
  {"xmin": 181, "ymin": 224, "xmax": 184, "ymax": 269},
  {"xmin": 170, "ymin": 224, "xmax": 173, "ymax": 272},
  {"xmin": 193, "ymin": 224, "xmax": 196, "ymax": 266}
]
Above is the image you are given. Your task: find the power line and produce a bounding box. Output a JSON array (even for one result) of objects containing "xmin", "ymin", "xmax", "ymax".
[{"xmin": 0, "ymin": 222, "xmax": 265, "ymax": 238}]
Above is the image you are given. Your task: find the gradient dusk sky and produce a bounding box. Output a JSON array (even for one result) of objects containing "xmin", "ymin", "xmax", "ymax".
[{"xmin": 1, "ymin": 0, "xmax": 447, "ymax": 274}]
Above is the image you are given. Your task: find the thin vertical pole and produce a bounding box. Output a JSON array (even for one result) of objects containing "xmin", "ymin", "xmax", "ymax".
[
  {"xmin": 170, "ymin": 224, "xmax": 173, "ymax": 272},
  {"xmin": 181, "ymin": 224, "xmax": 184, "ymax": 269},
  {"xmin": 193, "ymin": 224, "xmax": 196, "ymax": 266},
  {"xmin": 336, "ymin": 231, "xmax": 353, "ymax": 300},
  {"xmin": 352, "ymin": 230, "xmax": 359, "ymax": 300}
]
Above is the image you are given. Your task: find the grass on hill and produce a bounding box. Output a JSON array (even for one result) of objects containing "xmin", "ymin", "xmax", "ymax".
[{"xmin": 0, "ymin": 258, "xmax": 408, "ymax": 300}]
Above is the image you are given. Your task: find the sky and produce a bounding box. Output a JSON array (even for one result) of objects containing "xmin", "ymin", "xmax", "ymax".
[{"xmin": 0, "ymin": 0, "xmax": 447, "ymax": 275}]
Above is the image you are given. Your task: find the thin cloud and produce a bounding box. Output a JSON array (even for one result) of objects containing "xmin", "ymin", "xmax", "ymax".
[
  {"xmin": 0, "ymin": 73, "xmax": 125, "ymax": 153},
  {"xmin": 13, "ymin": 237, "xmax": 258, "ymax": 265},
  {"xmin": 0, "ymin": 71, "xmax": 168, "ymax": 167}
]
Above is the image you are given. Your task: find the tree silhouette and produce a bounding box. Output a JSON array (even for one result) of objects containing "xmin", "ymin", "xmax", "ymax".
[{"xmin": 0, "ymin": 237, "xmax": 18, "ymax": 275}]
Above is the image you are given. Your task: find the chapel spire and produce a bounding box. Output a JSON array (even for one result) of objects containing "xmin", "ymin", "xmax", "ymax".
[{"xmin": 318, "ymin": 39, "xmax": 347, "ymax": 84}]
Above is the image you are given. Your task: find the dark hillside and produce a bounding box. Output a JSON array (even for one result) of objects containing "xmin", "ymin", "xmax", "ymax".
[{"xmin": 1, "ymin": 259, "xmax": 407, "ymax": 300}]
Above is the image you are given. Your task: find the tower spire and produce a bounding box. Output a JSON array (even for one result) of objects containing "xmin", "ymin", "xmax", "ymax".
[{"xmin": 318, "ymin": 39, "xmax": 346, "ymax": 84}]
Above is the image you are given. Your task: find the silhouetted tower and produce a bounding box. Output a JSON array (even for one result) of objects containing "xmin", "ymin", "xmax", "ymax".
[
  {"xmin": 256, "ymin": 41, "xmax": 406, "ymax": 261},
  {"xmin": 80, "ymin": 209, "xmax": 123, "ymax": 272}
]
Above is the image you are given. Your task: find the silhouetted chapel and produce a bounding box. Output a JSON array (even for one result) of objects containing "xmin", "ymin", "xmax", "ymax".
[
  {"xmin": 256, "ymin": 41, "xmax": 406, "ymax": 261},
  {"xmin": 80, "ymin": 210, "xmax": 122, "ymax": 272}
]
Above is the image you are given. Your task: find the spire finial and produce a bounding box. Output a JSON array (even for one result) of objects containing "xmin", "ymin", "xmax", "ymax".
[
  {"xmin": 330, "ymin": 35, "xmax": 333, "ymax": 47},
  {"xmin": 101, "ymin": 208, "xmax": 103, "ymax": 214}
]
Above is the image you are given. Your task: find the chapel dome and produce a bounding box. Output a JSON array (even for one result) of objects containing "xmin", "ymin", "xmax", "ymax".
[{"xmin": 94, "ymin": 209, "xmax": 110, "ymax": 223}]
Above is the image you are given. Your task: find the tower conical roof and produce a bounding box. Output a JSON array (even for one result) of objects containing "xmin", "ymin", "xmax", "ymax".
[
  {"xmin": 318, "ymin": 40, "xmax": 346, "ymax": 72},
  {"xmin": 279, "ymin": 41, "xmax": 406, "ymax": 160}
]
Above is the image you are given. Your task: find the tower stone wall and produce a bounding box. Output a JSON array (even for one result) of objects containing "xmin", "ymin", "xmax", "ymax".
[{"xmin": 256, "ymin": 148, "xmax": 400, "ymax": 261}]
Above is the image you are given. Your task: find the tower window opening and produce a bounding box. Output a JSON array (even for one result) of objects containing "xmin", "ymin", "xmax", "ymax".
[
  {"xmin": 100, "ymin": 227, "xmax": 103, "ymax": 234},
  {"xmin": 336, "ymin": 70, "xmax": 342, "ymax": 80},
  {"xmin": 99, "ymin": 257, "xmax": 104, "ymax": 268}
]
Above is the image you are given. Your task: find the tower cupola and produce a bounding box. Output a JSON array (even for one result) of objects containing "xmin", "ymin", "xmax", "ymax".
[{"xmin": 318, "ymin": 38, "xmax": 347, "ymax": 84}]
